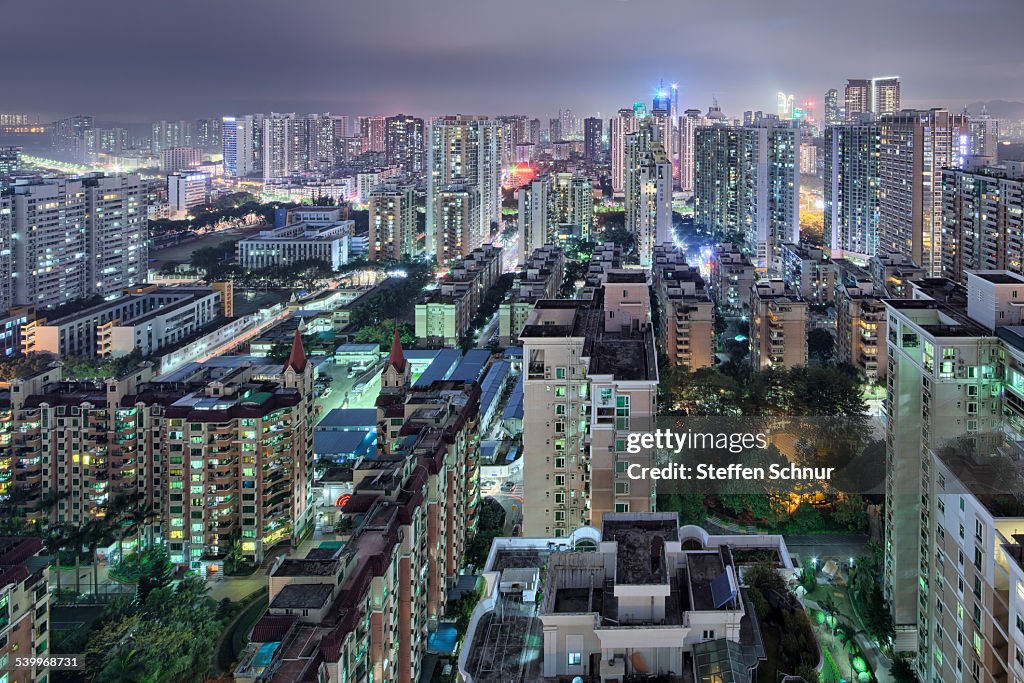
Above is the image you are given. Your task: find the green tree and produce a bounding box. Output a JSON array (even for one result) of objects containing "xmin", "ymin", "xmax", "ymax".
[{"xmin": 0, "ymin": 352, "xmax": 57, "ymax": 381}]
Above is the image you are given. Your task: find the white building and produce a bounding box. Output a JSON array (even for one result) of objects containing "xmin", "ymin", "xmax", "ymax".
[
  {"xmin": 426, "ymin": 116, "xmax": 501, "ymax": 265},
  {"xmin": 83, "ymin": 173, "xmax": 148, "ymax": 299},
  {"xmin": 625, "ymin": 124, "xmax": 672, "ymax": 268},
  {"xmin": 237, "ymin": 220, "xmax": 353, "ymax": 270},
  {"xmin": 167, "ymin": 171, "xmax": 210, "ymax": 216}
]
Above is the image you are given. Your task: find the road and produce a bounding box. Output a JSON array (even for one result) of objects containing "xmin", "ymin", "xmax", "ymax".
[{"xmin": 475, "ymin": 311, "xmax": 500, "ymax": 348}]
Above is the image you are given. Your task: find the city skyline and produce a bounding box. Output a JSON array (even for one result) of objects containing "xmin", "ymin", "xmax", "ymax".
[{"xmin": 3, "ymin": 0, "xmax": 1023, "ymax": 122}]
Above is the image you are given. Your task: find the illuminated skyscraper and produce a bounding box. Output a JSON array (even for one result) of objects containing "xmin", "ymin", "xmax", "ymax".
[
  {"xmin": 426, "ymin": 116, "xmax": 501, "ymax": 265},
  {"xmin": 694, "ymin": 121, "xmax": 800, "ymax": 270},
  {"xmin": 369, "ymin": 181, "xmax": 419, "ymax": 261},
  {"xmin": 359, "ymin": 115, "xmax": 387, "ymax": 153},
  {"xmin": 844, "ymin": 79, "xmax": 872, "ymax": 121},
  {"xmin": 583, "ymin": 116, "xmax": 603, "ymax": 162},
  {"xmin": 610, "ymin": 108, "xmax": 638, "ymax": 196},
  {"xmin": 968, "ymin": 105, "xmax": 999, "ymax": 159},
  {"xmin": 677, "ymin": 109, "xmax": 705, "ymax": 193},
  {"xmin": 825, "ymin": 121, "xmax": 881, "ymax": 257},
  {"xmin": 262, "ymin": 113, "xmax": 295, "ymax": 181},
  {"xmin": 222, "ymin": 114, "xmax": 259, "ymax": 178},
  {"xmin": 878, "ymin": 109, "xmax": 969, "ymax": 275},
  {"xmin": 825, "ymin": 88, "xmax": 842, "ymax": 126},
  {"xmin": 83, "ymin": 173, "xmax": 148, "ymax": 299},
  {"xmin": 776, "ymin": 92, "xmax": 794, "ymax": 119},
  {"xmin": 871, "ymin": 77, "xmax": 900, "ymax": 116},
  {"xmin": 625, "ymin": 122, "xmax": 672, "ymax": 267},
  {"xmin": 518, "ymin": 173, "xmax": 594, "ymax": 262},
  {"xmin": 385, "ymin": 114, "xmax": 424, "ymax": 174}
]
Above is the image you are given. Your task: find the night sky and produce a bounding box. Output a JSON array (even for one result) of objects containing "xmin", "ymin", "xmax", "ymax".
[{"xmin": 3, "ymin": 0, "xmax": 1022, "ymax": 122}]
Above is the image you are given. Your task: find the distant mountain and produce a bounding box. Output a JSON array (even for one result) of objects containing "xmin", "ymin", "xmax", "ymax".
[{"xmin": 966, "ymin": 100, "xmax": 1024, "ymax": 120}]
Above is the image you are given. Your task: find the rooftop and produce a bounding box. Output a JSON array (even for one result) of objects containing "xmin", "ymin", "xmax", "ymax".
[{"xmin": 270, "ymin": 583, "xmax": 334, "ymax": 610}]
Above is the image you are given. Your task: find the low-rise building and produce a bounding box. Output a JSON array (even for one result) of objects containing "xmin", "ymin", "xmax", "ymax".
[
  {"xmin": 497, "ymin": 245, "xmax": 564, "ymax": 345},
  {"xmin": 460, "ymin": 514, "xmax": 794, "ymax": 683},
  {"xmin": 869, "ymin": 251, "xmax": 926, "ymax": 298},
  {"xmin": 237, "ymin": 221, "xmax": 353, "ymax": 271},
  {"xmin": 710, "ymin": 243, "xmax": 757, "ymax": 313},
  {"xmin": 749, "ymin": 279, "xmax": 808, "ymax": 369},
  {"xmin": 167, "ymin": 170, "xmax": 210, "ymax": 216},
  {"xmin": 24, "ymin": 284, "xmax": 230, "ymax": 358},
  {"xmin": 415, "ymin": 244, "xmax": 502, "ymax": 347},
  {"xmin": 778, "ymin": 242, "xmax": 834, "ymax": 304},
  {"xmin": 653, "ymin": 243, "xmax": 715, "ymax": 370}
]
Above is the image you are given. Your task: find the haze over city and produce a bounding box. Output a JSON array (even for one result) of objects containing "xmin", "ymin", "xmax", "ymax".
[{"xmin": 3, "ymin": 0, "xmax": 1023, "ymax": 120}]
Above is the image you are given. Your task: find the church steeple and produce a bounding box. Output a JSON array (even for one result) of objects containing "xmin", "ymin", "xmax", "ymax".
[
  {"xmin": 381, "ymin": 327, "xmax": 410, "ymax": 392},
  {"xmin": 388, "ymin": 327, "xmax": 407, "ymax": 373},
  {"xmin": 282, "ymin": 327, "xmax": 308, "ymax": 374}
]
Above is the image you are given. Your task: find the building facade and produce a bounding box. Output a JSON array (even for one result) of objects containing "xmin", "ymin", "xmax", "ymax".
[
  {"xmin": 878, "ymin": 109, "xmax": 969, "ymax": 276},
  {"xmin": 749, "ymin": 279, "xmax": 808, "ymax": 370},
  {"xmin": 824, "ymin": 121, "xmax": 881, "ymax": 258},
  {"xmin": 941, "ymin": 160, "xmax": 1024, "ymax": 283}
]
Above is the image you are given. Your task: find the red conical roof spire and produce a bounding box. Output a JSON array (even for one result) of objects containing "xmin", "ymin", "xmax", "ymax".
[
  {"xmin": 388, "ymin": 327, "xmax": 407, "ymax": 373},
  {"xmin": 282, "ymin": 327, "xmax": 308, "ymax": 374}
]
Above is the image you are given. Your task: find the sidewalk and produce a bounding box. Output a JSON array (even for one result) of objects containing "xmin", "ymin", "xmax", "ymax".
[{"xmin": 802, "ymin": 596, "xmax": 894, "ymax": 683}]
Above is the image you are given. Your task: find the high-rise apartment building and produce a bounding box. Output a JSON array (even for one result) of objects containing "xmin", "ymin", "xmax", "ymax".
[
  {"xmin": 520, "ymin": 263, "xmax": 658, "ymax": 536},
  {"xmin": 222, "ymin": 115, "xmax": 260, "ymax": 178},
  {"xmin": 194, "ymin": 118, "xmax": 222, "ymax": 151},
  {"xmin": 83, "ymin": 173, "xmax": 148, "ymax": 299},
  {"xmin": 845, "ymin": 79, "xmax": 872, "ymax": 122},
  {"xmin": 845, "ymin": 77, "xmax": 901, "ymax": 120},
  {"xmin": 625, "ymin": 124, "xmax": 672, "ymax": 267},
  {"xmin": 369, "ymin": 182, "xmax": 419, "ymax": 261},
  {"xmin": 825, "ymin": 88, "xmax": 842, "ymax": 125},
  {"xmin": 677, "ymin": 109, "xmax": 705, "ymax": 193},
  {"xmin": 710, "ymin": 242, "xmax": 757, "ymax": 313},
  {"xmin": 941, "ymin": 160, "xmax": 1024, "ymax": 283},
  {"xmin": 0, "ymin": 335, "xmax": 315, "ymax": 567},
  {"xmin": 653, "ymin": 244, "xmax": 715, "ymax": 370},
  {"xmin": 517, "ymin": 173, "xmax": 594, "ymax": 262},
  {"xmin": 879, "ymin": 109, "xmax": 969, "ymax": 276},
  {"xmin": 0, "ymin": 146, "xmax": 22, "ymax": 185},
  {"xmin": 969, "ymin": 106, "xmax": 1000, "ymax": 160},
  {"xmin": 359, "ymin": 115, "xmax": 387, "ymax": 153},
  {"xmin": 262, "ymin": 113, "xmax": 295, "ymax": 181},
  {"xmin": 234, "ymin": 357, "xmax": 481, "ymax": 683},
  {"xmin": 161, "ymin": 146, "xmax": 202, "ymax": 173},
  {"xmin": 694, "ymin": 121, "xmax": 800, "ymax": 271},
  {"xmin": 882, "ymin": 271, "xmax": 1024, "ymax": 677},
  {"xmin": 0, "ymin": 197, "xmax": 11, "ymax": 312},
  {"xmin": 610, "ymin": 108, "xmax": 638, "ymax": 196},
  {"xmin": 151, "ymin": 119, "xmax": 191, "ymax": 154},
  {"xmin": 384, "ymin": 114, "xmax": 424, "ymax": 174},
  {"xmin": 52, "ymin": 115, "xmax": 94, "ymax": 162},
  {"xmin": 583, "ymin": 116, "xmax": 603, "ymax": 163},
  {"xmin": 426, "ymin": 116, "xmax": 501, "ymax": 265},
  {"xmin": 825, "ymin": 120, "xmax": 881, "ymax": 258},
  {"xmin": 871, "ymin": 77, "xmax": 901, "ymax": 116},
  {"xmin": 10, "ymin": 177, "xmax": 88, "ymax": 309},
  {"xmin": 496, "ymin": 115, "xmax": 527, "ymax": 167},
  {"xmin": 749, "ymin": 279, "xmax": 808, "ymax": 369}
]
